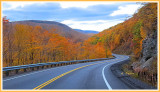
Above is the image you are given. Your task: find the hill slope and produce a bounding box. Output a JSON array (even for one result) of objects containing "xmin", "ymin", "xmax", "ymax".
[
  {"xmin": 3, "ymin": 19, "xmax": 112, "ymax": 67},
  {"xmin": 11, "ymin": 20, "xmax": 89, "ymax": 42},
  {"xmin": 86, "ymin": 3, "xmax": 157, "ymax": 70}
]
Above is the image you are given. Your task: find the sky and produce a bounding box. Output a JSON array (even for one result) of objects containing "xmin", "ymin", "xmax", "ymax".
[{"xmin": 2, "ymin": 2, "xmax": 143, "ymax": 32}]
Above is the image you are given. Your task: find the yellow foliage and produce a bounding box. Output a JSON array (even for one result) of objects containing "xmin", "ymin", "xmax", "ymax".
[{"xmin": 140, "ymin": 26, "xmax": 147, "ymax": 40}]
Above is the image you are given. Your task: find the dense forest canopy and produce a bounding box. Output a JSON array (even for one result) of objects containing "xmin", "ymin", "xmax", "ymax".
[
  {"xmin": 86, "ymin": 3, "xmax": 157, "ymax": 58},
  {"xmin": 3, "ymin": 17, "xmax": 112, "ymax": 67}
]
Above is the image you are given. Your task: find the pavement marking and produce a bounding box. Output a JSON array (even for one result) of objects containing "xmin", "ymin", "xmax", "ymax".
[
  {"xmin": 3, "ymin": 62, "xmax": 98, "ymax": 82},
  {"xmin": 102, "ymin": 64, "xmax": 112, "ymax": 90},
  {"xmin": 4, "ymin": 56, "xmax": 125, "ymax": 89},
  {"xmin": 102, "ymin": 55, "xmax": 126, "ymax": 90},
  {"xmin": 33, "ymin": 61, "xmax": 108, "ymax": 90}
]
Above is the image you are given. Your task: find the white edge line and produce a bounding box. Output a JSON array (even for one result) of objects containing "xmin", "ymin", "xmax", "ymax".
[{"xmin": 102, "ymin": 63, "xmax": 112, "ymax": 90}]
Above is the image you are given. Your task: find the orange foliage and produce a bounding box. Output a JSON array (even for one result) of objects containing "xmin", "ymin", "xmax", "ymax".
[
  {"xmin": 3, "ymin": 18, "xmax": 111, "ymax": 66},
  {"xmin": 86, "ymin": 3, "xmax": 157, "ymax": 57},
  {"xmin": 3, "ymin": 16, "xmax": 9, "ymax": 23}
]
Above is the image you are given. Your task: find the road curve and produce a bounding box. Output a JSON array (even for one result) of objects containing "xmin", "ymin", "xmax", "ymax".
[{"xmin": 3, "ymin": 54, "xmax": 130, "ymax": 90}]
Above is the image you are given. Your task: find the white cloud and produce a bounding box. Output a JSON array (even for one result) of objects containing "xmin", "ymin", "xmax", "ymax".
[
  {"xmin": 2, "ymin": 1, "xmax": 116, "ymax": 10},
  {"xmin": 59, "ymin": 2, "xmax": 115, "ymax": 8},
  {"xmin": 61, "ymin": 19, "xmax": 123, "ymax": 32},
  {"xmin": 110, "ymin": 4, "xmax": 142, "ymax": 16},
  {"xmin": 2, "ymin": 2, "xmax": 45, "ymax": 10}
]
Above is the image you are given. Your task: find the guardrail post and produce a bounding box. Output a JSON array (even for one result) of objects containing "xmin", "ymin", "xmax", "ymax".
[
  {"xmin": 23, "ymin": 68, "xmax": 27, "ymax": 72},
  {"xmin": 5, "ymin": 71, "xmax": 9, "ymax": 76},
  {"xmin": 37, "ymin": 66, "xmax": 39, "ymax": 70},
  {"xmin": 15, "ymin": 69, "xmax": 19, "ymax": 74},
  {"xmin": 32, "ymin": 67, "xmax": 34, "ymax": 71},
  {"xmin": 47, "ymin": 65, "xmax": 50, "ymax": 68}
]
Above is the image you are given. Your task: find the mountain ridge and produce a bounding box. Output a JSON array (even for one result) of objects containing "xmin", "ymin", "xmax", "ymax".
[
  {"xmin": 74, "ymin": 29, "xmax": 99, "ymax": 34},
  {"xmin": 10, "ymin": 20, "xmax": 89, "ymax": 42}
]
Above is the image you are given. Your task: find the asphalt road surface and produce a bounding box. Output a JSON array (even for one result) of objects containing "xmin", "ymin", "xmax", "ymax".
[{"xmin": 3, "ymin": 54, "xmax": 130, "ymax": 90}]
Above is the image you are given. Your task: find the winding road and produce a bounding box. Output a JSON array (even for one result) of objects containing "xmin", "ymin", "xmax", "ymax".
[{"xmin": 3, "ymin": 54, "xmax": 130, "ymax": 90}]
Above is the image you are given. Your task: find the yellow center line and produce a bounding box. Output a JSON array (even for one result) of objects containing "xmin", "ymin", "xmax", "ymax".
[{"xmin": 33, "ymin": 59, "xmax": 119, "ymax": 90}]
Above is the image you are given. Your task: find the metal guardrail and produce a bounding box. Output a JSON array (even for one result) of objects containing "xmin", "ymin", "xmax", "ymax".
[{"xmin": 3, "ymin": 57, "xmax": 115, "ymax": 76}]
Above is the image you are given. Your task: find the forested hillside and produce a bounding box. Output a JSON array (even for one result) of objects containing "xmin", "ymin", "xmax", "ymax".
[
  {"xmin": 87, "ymin": 3, "xmax": 156, "ymax": 57},
  {"xmin": 3, "ymin": 18, "xmax": 112, "ymax": 67},
  {"xmin": 85, "ymin": 3, "xmax": 157, "ymax": 85},
  {"xmin": 11, "ymin": 20, "xmax": 89, "ymax": 42}
]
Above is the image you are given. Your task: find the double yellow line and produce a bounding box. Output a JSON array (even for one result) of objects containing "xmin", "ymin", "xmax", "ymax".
[{"xmin": 33, "ymin": 61, "xmax": 107, "ymax": 90}]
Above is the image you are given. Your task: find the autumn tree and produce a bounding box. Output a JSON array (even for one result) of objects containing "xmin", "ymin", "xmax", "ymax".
[{"xmin": 3, "ymin": 16, "xmax": 14, "ymax": 66}]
